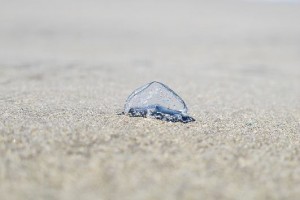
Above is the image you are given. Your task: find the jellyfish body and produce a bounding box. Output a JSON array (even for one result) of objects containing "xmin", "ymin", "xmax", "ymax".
[{"xmin": 124, "ymin": 81, "xmax": 195, "ymax": 123}]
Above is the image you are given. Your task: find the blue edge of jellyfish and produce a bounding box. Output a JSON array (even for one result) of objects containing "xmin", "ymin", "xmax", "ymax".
[{"xmin": 126, "ymin": 104, "xmax": 195, "ymax": 123}]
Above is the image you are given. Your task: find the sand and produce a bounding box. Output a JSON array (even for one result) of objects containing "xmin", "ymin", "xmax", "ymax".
[{"xmin": 0, "ymin": 0, "xmax": 300, "ymax": 199}]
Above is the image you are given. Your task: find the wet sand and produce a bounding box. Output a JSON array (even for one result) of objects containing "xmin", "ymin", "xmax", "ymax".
[{"xmin": 0, "ymin": 0, "xmax": 300, "ymax": 199}]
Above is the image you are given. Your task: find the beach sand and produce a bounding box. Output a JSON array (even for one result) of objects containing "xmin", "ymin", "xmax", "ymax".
[{"xmin": 0, "ymin": 0, "xmax": 300, "ymax": 199}]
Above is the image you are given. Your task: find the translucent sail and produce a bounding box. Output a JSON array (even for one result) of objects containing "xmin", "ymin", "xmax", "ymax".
[{"xmin": 124, "ymin": 81, "xmax": 195, "ymax": 123}]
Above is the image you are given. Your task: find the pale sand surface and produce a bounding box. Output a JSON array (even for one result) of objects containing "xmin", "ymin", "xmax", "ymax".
[{"xmin": 1, "ymin": 0, "xmax": 300, "ymax": 199}]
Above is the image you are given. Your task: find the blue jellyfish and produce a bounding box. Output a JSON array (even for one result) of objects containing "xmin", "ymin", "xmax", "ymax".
[{"xmin": 124, "ymin": 81, "xmax": 195, "ymax": 123}]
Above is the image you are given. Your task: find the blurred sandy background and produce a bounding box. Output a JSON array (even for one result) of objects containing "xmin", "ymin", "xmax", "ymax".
[{"xmin": 0, "ymin": 0, "xmax": 300, "ymax": 199}]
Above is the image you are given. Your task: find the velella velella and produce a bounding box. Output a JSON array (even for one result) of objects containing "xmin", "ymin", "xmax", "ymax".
[{"xmin": 123, "ymin": 81, "xmax": 195, "ymax": 123}]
